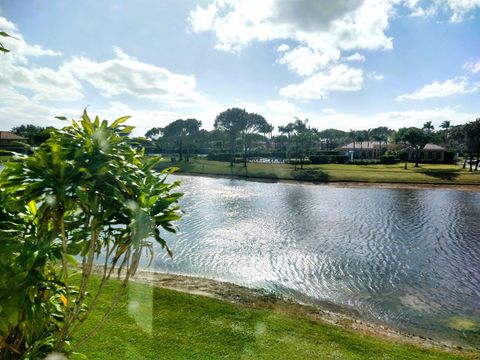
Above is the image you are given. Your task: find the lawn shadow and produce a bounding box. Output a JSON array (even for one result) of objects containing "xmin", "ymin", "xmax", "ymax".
[{"xmin": 417, "ymin": 169, "xmax": 461, "ymax": 181}]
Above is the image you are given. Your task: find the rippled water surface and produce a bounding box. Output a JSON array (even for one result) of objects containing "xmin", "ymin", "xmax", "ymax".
[{"xmin": 154, "ymin": 175, "xmax": 480, "ymax": 344}]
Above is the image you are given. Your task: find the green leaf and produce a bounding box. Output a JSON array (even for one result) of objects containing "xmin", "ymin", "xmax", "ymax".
[
  {"xmin": 65, "ymin": 254, "xmax": 78, "ymax": 266},
  {"xmin": 55, "ymin": 116, "xmax": 68, "ymax": 121},
  {"xmin": 28, "ymin": 200, "xmax": 37, "ymax": 216},
  {"xmin": 111, "ymin": 116, "xmax": 131, "ymax": 128}
]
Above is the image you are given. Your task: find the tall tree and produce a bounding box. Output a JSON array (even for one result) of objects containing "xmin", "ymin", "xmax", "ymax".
[
  {"xmin": 278, "ymin": 123, "xmax": 296, "ymax": 162},
  {"xmin": 163, "ymin": 119, "xmax": 202, "ymax": 161},
  {"xmin": 423, "ymin": 121, "xmax": 434, "ymax": 134},
  {"xmin": 400, "ymin": 127, "xmax": 432, "ymax": 168},
  {"xmin": 214, "ymin": 108, "xmax": 248, "ymax": 166},
  {"xmin": 440, "ymin": 120, "xmax": 451, "ymax": 130},
  {"xmin": 463, "ymin": 119, "xmax": 480, "ymax": 171},
  {"xmin": 12, "ymin": 124, "xmax": 53, "ymax": 146},
  {"xmin": 369, "ymin": 126, "xmax": 392, "ymax": 158},
  {"xmin": 240, "ymin": 113, "xmax": 271, "ymax": 167}
]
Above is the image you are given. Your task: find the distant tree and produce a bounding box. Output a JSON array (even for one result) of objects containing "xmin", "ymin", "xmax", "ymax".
[
  {"xmin": 278, "ymin": 123, "xmax": 296, "ymax": 161},
  {"xmin": 423, "ymin": 121, "xmax": 434, "ymax": 134},
  {"xmin": 447, "ymin": 125, "xmax": 468, "ymax": 167},
  {"xmin": 355, "ymin": 130, "xmax": 368, "ymax": 159},
  {"xmin": 440, "ymin": 120, "xmax": 451, "ymax": 130},
  {"xmin": 214, "ymin": 108, "xmax": 248, "ymax": 166},
  {"xmin": 400, "ymin": 127, "xmax": 432, "ymax": 168},
  {"xmin": 12, "ymin": 124, "xmax": 53, "ymax": 146},
  {"xmin": 348, "ymin": 130, "xmax": 357, "ymax": 159},
  {"xmin": 318, "ymin": 128, "xmax": 346, "ymax": 151},
  {"xmin": 145, "ymin": 127, "xmax": 163, "ymax": 140},
  {"xmin": 240, "ymin": 112, "xmax": 271, "ymax": 167},
  {"xmin": 369, "ymin": 126, "xmax": 392, "ymax": 158},
  {"xmin": 463, "ymin": 119, "xmax": 480, "ymax": 171},
  {"xmin": 163, "ymin": 119, "xmax": 202, "ymax": 161},
  {"xmin": 291, "ymin": 118, "xmax": 317, "ymax": 170}
]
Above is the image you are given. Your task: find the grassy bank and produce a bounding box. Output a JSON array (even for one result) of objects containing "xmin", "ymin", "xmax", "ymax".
[
  {"xmin": 73, "ymin": 276, "xmax": 476, "ymax": 359},
  {"xmin": 156, "ymin": 158, "xmax": 480, "ymax": 185}
]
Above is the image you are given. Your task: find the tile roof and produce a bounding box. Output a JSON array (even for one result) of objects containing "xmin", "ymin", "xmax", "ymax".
[{"xmin": 0, "ymin": 131, "xmax": 25, "ymax": 140}]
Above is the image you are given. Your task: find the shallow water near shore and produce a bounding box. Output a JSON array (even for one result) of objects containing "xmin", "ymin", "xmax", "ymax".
[{"xmin": 154, "ymin": 175, "xmax": 480, "ymax": 345}]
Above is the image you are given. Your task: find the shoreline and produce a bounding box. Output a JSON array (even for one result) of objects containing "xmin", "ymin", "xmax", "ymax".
[
  {"xmin": 174, "ymin": 170, "xmax": 480, "ymax": 191},
  {"xmin": 127, "ymin": 268, "xmax": 479, "ymax": 356}
]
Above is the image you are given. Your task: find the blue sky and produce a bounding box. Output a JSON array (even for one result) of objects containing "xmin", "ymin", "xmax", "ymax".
[{"xmin": 0, "ymin": 0, "xmax": 479, "ymax": 136}]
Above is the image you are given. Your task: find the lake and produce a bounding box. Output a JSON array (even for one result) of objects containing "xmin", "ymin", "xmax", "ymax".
[{"xmin": 152, "ymin": 175, "xmax": 480, "ymax": 345}]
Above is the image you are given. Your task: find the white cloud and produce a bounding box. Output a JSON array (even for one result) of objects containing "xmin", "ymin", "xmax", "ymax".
[
  {"xmin": 405, "ymin": 0, "xmax": 480, "ymax": 22},
  {"xmin": 190, "ymin": 0, "xmax": 395, "ymax": 51},
  {"xmin": 266, "ymin": 99, "xmax": 297, "ymax": 113},
  {"xmin": 464, "ymin": 60, "xmax": 480, "ymax": 73},
  {"xmin": 343, "ymin": 52, "xmax": 365, "ymax": 62},
  {"xmin": 279, "ymin": 64, "xmax": 363, "ymax": 99},
  {"xmin": 367, "ymin": 71, "xmax": 384, "ymax": 80},
  {"xmin": 0, "ymin": 16, "xmax": 81, "ymax": 102},
  {"xmin": 300, "ymin": 106, "xmax": 477, "ymax": 131},
  {"xmin": 0, "ymin": 87, "xmax": 77, "ymax": 129},
  {"xmin": 395, "ymin": 77, "xmax": 477, "ymax": 101},
  {"xmin": 0, "ymin": 16, "xmax": 61, "ymax": 62},
  {"xmin": 277, "ymin": 45, "xmax": 340, "ymax": 76},
  {"xmin": 323, "ymin": 108, "xmax": 337, "ymax": 114},
  {"xmin": 61, "ymin": 47, "xmax": 207, "ymax": 107},
  {"xmin": 0, "ymin": 65, "xmax": 83, "ymax": 102},
  {"xmin": 190, "ymin": 0, "xmax": 395, "ymax": 83}
]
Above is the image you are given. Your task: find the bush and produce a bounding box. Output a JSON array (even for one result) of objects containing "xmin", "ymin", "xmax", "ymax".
[
  {"xmin": 379, "ymin": 155, "xmax": 398, "ymax": 164},
  {"xmin": 287, "ymin": 159, "xmax": 312, "ymax": 165},
  {"xmin": 0, "ymin": 111, "xmax": 182, "ymax": 359},
  {"xmin": 291, "ymin": 169, "xmax": 329, "ymax": 182},
  {"xmin": 309, "ymin": 155, "xmax": 348, "ymax": 164},
  {"xmin": 348, "ymin": 159, "xmax": 381, "ymax": 165},
  {"xmin": 207, "ymin": 153, "xmax": 245, "ymax": 162}
]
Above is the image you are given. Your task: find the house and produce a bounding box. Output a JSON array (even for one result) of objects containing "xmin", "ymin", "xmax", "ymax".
[
  {"xmin": 339, "ymin": 141, "xmax": 447, "ymax": 163},
  {"xmin": 339, "ymin": 141, "xmax": 395, "ymax": 160},
  {"xmin": 410, "ymin": 143, "xmax": 446, "ymax": 163},
  {"xmin": 0, "ymin": 131, "xmax": 26, "ymax": 152}
]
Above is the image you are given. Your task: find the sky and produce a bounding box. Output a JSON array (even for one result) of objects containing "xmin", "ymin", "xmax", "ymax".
[{"xmin": 0, "ymin": 0, "xmax": 479, "ymax": 136}]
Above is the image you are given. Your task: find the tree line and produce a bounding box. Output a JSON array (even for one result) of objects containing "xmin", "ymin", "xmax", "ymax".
[{"xmin": 9, "ymin": 110, "xmax": 480, "ymax": 170}]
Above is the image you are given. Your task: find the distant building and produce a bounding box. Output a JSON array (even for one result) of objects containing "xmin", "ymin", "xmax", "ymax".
[
  {"xmin": 339, "ymin": 141, "xmax": 395, "ymax": 160},
  {"xmin": 412, "ymin": 143, "xmax": 446, "ymax": 163},
  {"xmin": 0, "ymin": 131, "xmax": 26, "ymax": 151},
  {"xmin": 338, "ymin": 141, "xmax": 447, "ymax": 163}
]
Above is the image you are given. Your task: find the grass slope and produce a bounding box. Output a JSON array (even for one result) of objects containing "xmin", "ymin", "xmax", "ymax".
[
  {"xmin": 74, "ymin": 277, "xmax": 475, "ymax": 359},
  {"xmin": 157, "ymin": 159, "xmax": 480, "ymax": 185}
]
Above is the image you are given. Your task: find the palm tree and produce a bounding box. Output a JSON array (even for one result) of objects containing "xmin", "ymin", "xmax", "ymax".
[
  {"xmin": 423, "ymin": 121, "xmax": 434, "ymax": 134},
  {"xmin": 440, "ymin": 120, "xmax": 451, "ymax": 130},
  {"xmin": 349, "ymin": 130, "xmax": 356, "ymax": 160},
  {"xmin": 278, "ymin": 123, "xmax": 296, "ymax": 162}
]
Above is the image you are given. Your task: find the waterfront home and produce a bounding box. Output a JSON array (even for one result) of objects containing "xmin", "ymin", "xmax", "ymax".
[
  {"xmin": 339, "ymin": 141, "xmax": 447, "ymax": 163},
  {"xmin": 339, "ymin": 141, "xmax": 396, "ymax": 160},
  {"xmin": 0, "ymin": 131, "xmax": 26, "ymax": 152}
]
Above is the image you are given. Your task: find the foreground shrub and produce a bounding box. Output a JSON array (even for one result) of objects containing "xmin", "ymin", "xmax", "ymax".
[
  {"xmin": 0, "ymin": 111, "xmax": 181, "ymax": 359},
  {"xmin": 291, "ymin": 169, "xmax": 329, "ymax": 182}
]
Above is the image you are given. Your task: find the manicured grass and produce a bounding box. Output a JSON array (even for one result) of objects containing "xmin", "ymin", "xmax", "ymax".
[
  {"xmin": 73, "ymin": 277, "xmax": 475, "ymax": 359},
  {"xmin": 157, "ymin": 158, "xmax": 480, "ymax": 185}
]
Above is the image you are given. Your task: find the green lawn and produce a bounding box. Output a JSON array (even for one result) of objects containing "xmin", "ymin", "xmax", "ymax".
[
  {"xmin": 73, "ymin": 277, "xmax": 477, "ymax": 359},
  {"xmin": 157, "ymin": 158, "xmax": 480, "ymax": 185}
]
